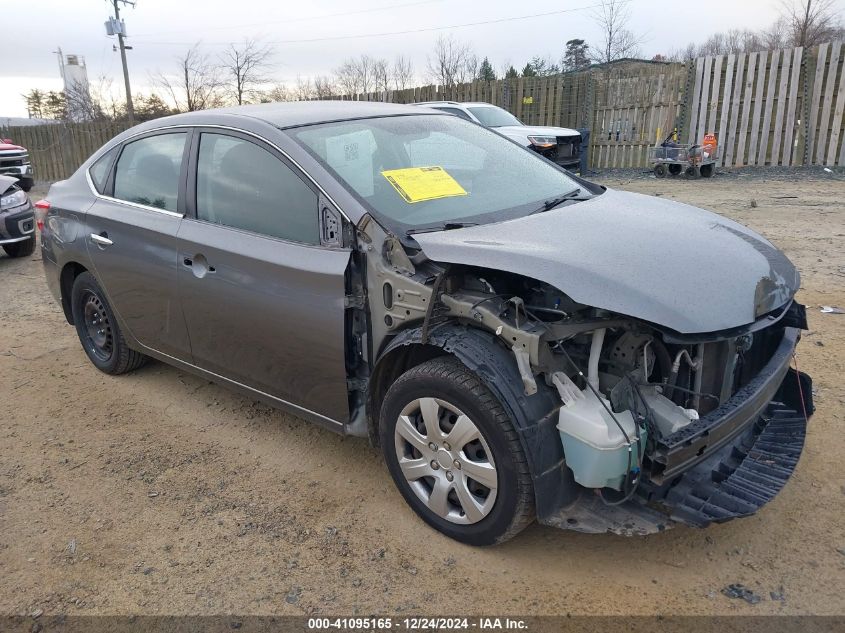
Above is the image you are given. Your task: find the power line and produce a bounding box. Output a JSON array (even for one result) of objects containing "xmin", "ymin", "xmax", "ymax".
[
  {"xmin": 131, "ymin": 0, "xmax": 444, "ymax": 38},
  {"xmin": 134, "ymin": 2, "xmax": 617, "ymax": 47}
]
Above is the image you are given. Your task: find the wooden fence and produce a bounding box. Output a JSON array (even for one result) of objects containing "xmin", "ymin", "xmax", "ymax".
[
  {"xmin": 0, "ymin": 121, "xmax": 131, "ymax": 182},
  {"xmin": 354, "ymin": 41, "xmax": 845, "ymax": 169},
  {"xmin": 3, "ymin": 40, "xmax": 844, "ymax": 178}
]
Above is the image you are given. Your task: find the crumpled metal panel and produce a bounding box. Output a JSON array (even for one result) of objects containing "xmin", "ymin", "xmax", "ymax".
[{"xmin": 412, "ymin": 188, "xmax": 800, "ymax": 334}]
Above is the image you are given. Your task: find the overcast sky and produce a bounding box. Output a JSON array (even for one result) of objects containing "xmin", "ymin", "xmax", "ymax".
[{"xmin": 2, "ymin": 0, "xmax": 840, "ymax": 117}]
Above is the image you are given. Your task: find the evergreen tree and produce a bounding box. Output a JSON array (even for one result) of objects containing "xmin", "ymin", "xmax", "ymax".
[
  {"xmin": 23, "ymin": 89, "xmax": 46, "ymax": 118},
  {"xmin": 529, "ymin": 56, "xmax": 561, "ymax": 76},
  {"xmin": 43, "ymin": 91, "xmax": 67, "ymax": 120},
  {"xmin": 477, "ymin": 57, "xmax": 496, "ymax": 81},
  {"xmin": 563, "ymin": 39, "xmax": 591, "ymax": 71}
]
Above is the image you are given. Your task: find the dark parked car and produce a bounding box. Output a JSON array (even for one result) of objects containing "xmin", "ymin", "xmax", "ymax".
[
  {"xmin": 39, "ymin": 102, "xmax": 813, "ymax": 544},
  {"xmin": 0, "ymin": 175, "xmax": 36, "ymax": 258}
]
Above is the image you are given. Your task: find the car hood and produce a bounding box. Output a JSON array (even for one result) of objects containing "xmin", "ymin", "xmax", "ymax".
[
  {"xmin": 411, "ymin": 188, "xmax": 799, "ymax": 334},
  {"xmin": 0, "ymin": 174, "xmax": 19, "ymax": 194},
  {"xmin": 495, "ymin": 125, "xmax": 580, "ymax": 138}
]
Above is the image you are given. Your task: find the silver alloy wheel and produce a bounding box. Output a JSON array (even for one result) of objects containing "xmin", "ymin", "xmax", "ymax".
[{"xmin": 394, "ymin": 397, "xmax": 498, "ymax": 524}]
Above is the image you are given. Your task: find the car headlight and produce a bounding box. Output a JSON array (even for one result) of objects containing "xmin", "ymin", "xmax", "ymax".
[
  {"xmin": 528, "ymin": 136, "xmax": 557, "ymax": 148},
  {"xmin": 0, "ymin": 189, "xmax": 28, "ymax": 209}
]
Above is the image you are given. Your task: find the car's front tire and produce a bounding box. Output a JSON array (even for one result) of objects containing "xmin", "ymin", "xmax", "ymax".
[
  {"xmin": 379, "ymin": 356, "xmax": 534, "ymax": 545},
  {"xmin": 2, "ymin": 236, "xmax": 35, "ymax": 258},
  {"xmin": 71, "ymin": 271, "xmax": 147, "ymax": 375}
]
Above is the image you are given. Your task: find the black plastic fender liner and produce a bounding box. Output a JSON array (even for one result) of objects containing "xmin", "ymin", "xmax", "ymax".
[{"xmin": 373, "ymin": 323, "xmax": 580, "ymax": 518}]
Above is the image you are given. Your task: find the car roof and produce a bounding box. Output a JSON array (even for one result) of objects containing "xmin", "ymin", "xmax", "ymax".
[
  {"xmin": 142, "ymin": 101, "xmax": 443, "ymax": 130},
  {"xmin": 413, "ymin": 101, "xmax": 498, "ymax": 109}
]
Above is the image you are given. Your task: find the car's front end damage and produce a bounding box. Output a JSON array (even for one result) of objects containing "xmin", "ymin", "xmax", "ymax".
[
  {"xmin": 357, "ymin": 186, "xmax": 813, "ymax": 536},
  {"xmin": 0, "ymin": 175, "xmax": 36, "ymax": 248}
]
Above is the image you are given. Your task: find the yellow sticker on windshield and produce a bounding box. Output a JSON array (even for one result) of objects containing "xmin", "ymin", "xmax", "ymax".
[{"xmin": 381, "ymin": 166, "xmax": 467, "ymax": 203}]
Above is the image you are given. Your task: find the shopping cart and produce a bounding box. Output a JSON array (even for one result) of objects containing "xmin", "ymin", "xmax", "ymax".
[{"xmin": 648, "ymin": 143, "xmax": 717, "ymax": 178}]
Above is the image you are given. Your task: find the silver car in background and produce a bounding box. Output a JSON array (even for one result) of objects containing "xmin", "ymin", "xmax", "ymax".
[
  {"xmin": 39, "ymin": 102, "xmax": 813, "ymax": 545},
  {"xmin": 413, "ymin": 101, "xmax": 582, "ymax": 171}
]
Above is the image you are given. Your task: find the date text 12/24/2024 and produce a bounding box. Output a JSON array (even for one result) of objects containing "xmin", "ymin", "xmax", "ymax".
[{"xmin": 307, "ymin": 617, "xmax": 528, "ymax": 630}]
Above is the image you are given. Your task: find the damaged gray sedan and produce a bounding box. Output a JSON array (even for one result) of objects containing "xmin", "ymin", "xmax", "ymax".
[{"xmin": 39, "ymin": 102, "xmax": 814, "ymax": 544}]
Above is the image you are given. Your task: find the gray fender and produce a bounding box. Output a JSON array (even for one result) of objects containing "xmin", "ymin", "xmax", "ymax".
[{"xmin": 372, "ymin": 323, "xmax": 578, "ymax": 519}]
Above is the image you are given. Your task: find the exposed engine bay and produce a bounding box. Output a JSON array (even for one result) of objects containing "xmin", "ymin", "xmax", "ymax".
[{"xmin": 350, "ymin": 216, "xmax": 811, "ymax": 527}]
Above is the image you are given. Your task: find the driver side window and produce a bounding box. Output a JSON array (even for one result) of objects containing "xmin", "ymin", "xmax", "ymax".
[{"xmin": 195, "ymin": 133, "xmax": 320, "ymax": 245}]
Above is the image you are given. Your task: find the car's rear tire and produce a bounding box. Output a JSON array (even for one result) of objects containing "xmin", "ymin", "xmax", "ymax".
[
  {"xmin": 379, "ymin": 356, "xmax": 534, "ymax": 545},
  {"xmin": 2, "ymin": 236, "xmax": 35, "ymax": 258},
  {"xmin": 71, "ymin": 271, "xmax": 147, "ymax": 375}
]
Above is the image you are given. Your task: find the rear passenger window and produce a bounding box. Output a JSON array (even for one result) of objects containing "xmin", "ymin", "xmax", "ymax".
[
  {"xmin": 89, "ymin": 146, "xmax": 118, "ymax": 193},
  {"xmin": 113, "ymin": 133, "xmax": 186, "ymax": 212},
  {"xmin": 195, "ymin": 133, "xmax": 319, "ymax": 245}
]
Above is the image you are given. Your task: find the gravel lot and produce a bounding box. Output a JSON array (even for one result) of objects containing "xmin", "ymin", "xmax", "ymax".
[{"xmin": 1, "ymin": 170, "xmax": 843, "ymax": 617}]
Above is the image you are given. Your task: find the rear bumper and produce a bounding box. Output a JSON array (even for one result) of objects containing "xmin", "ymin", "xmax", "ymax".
[{"xmin": 539, "ymin": 327, "xmax": 813, "ymax": 535}]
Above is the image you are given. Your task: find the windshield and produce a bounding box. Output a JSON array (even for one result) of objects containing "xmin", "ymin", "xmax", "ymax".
[
  {"xmin": 290, "ymin": 115, "xmax": 580, "ymax": 232},
  {"xmin": 467, "ymin": 106, "xmax": 522, "ymax": 127}
]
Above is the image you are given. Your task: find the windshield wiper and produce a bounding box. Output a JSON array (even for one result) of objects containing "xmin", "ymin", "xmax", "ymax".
[
  {"xmin": 530, "ymin": 188, "xmax": 583, "ymax": 215},
  {"xmin": 406, "ymin": 221, "xmax": 478, "ymax": 235}
]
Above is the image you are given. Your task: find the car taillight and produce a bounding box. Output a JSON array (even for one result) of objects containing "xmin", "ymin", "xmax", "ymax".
[{"xmin": 35, "ymin": 199, "xmax": 50, "ymax": 231}]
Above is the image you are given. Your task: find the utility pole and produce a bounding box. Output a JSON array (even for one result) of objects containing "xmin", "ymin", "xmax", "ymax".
[{"xmin": 110, "ymin": 0, "xmax": 135, "ymax": 123}]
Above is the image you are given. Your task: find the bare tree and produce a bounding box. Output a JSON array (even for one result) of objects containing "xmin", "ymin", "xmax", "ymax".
[
  {"xmin": 761, "ymin": 17, "xmax": 790, "ymax": 49},
  {"xmin": 293, "ymin": 75, "xmax": 315, "ymax": 101},
  {"xmin": 427, "ymin": 34, "xmax": 475, "ymax": 87},
  {"xmin": 781, "ymin": 0, "xmax": 844, "ymax": 47},
  {"xmin": 373, "ymin": 58, "xmax": 391, "ymax": 95},
  {"xmin": 460, "ymin": 52, "xmax": 480, "ymax": 84},
  {"xmin": 392, "ymin": 55, "xmax": 414, "ymax": 90},
  {"xmin": 668, "ymin": 2, "xmax": 843, "ymax": 62},
  {"xmin": 64, "ymin": 77, "xmax": 103, "ymax": 121},
  {"xmin": 219, "ymin": 38, "xmax": 274, "ymax": 105},
  {"xmin": 156, "ymin": 44, "xmax": 224, "ymax": 112},
  {"xmin": 334, "ymin": 60, "xmax": 359, "ymax": 97},
  {"xmin": 313, "ymin": 76, "xmax": 335, "ymax": 99},
  {"xmin": 63, "ymin": 75, "xmax": 138, "ymax": 121},
  {"xmin": 264, "ymin": 83, "xmax": 292, "ymax": 103},
  {"xmin": 334, "ymin": 55, "xmax": 386, "ymax": 97},
  {"xmin": 592, "ymin": 0, "xmax": 642, "ymax": 64}
]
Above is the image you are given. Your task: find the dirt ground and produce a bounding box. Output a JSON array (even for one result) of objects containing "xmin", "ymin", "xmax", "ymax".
[{"xmin": 1, "ymin": 170, "xmax": 844, "ymax": 617}]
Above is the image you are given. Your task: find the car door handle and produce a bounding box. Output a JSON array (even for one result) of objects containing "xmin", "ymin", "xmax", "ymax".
[
  {"xmin": 183, "ymin": 253, "xmax": 215, "ymax": 278},
  {"xmin": 90, "ymin": 232, "xmax": 113, "ymax": 246}
]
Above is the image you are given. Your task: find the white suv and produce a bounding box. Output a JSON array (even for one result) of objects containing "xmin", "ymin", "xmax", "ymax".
[{"xmin": 414, "ymin": 101, "xmax": 582, "ymax": 171}]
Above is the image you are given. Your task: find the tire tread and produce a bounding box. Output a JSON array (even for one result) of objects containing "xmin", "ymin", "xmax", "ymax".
[
  {"xmin": 386, "ymin": 356, "xmax": 535, "ymax": 544},
  {"xmin": 72, "ymin": 271, "xmax": 147, "ymax": 375}
]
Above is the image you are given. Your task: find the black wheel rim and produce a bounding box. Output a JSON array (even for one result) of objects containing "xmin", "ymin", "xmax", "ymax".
[{"xmin": 82, "ymin": 290, "xmax": 113, "ymax": 362}]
